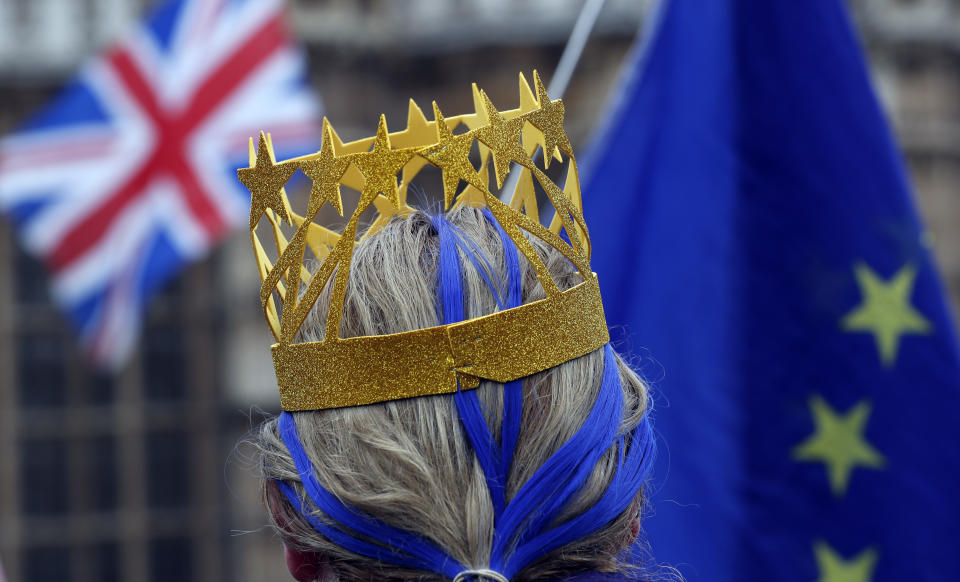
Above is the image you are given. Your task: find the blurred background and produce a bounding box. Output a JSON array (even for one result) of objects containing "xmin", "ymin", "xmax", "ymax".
[{"xmin": 0, "ymin": 0, "xmax": 957, "ymax": 581}]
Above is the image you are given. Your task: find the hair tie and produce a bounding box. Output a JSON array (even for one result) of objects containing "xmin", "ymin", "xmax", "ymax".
[{"xmin": 452, "ymin": 568, "xmax": 509, "ymax": 582}]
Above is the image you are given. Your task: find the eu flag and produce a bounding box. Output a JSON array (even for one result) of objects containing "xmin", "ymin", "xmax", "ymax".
[{"xmin": 582, "ymin": 1, "xmax": 960, "ymax": 580}]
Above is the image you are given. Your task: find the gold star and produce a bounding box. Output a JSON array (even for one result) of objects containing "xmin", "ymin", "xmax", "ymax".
[
  {"xmin": 794, "ymin": 395, "xmax": 885, "ymax": 497},
  {"xmin": 841, "ymin": 262, "xmax": 931, "ymax": 367},
  {"xmin": 299, "ymin": 123, "xmax": 349, "ymax": 218},
  {"xmin": 239, "ymin": 132, "xmax": 297, "ymax": 229},
  {"xmin": 350, "ymin": 115, "xmax": 415, "ymax": 208},
  {"xmin": 526, "ymin": 71, "xmax": 572, "ymax": 168},
  {"xmin": 475, "ymin": 91, "xmax": 530, "ymax": 188},
  {"xmin": 419, "ymin": 103, "xmax": 482, "ymax": 208},
  {"xmin": 813, "ymin": 541, "xmax": 878, "ymax": 582}
]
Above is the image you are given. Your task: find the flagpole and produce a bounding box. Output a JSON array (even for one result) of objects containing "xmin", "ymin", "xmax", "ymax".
[
  {"xmin": 499, "ymin": 0, "xmax": 608, "ymax": 201},
  {"xmin": 548, "ymin": 0, "xmax": 608, "ymax": 99}
]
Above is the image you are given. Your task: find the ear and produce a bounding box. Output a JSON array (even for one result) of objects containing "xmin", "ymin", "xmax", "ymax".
[
  {"xmin": 284, "ymin": 545, "xmax": 324, "ymax": 582},
  {"xmin": 270, "ymin": 482, "xmax": 333, "ymax": 581}
]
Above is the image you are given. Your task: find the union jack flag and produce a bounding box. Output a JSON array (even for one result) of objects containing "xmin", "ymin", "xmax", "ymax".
[{"xmin": 0, "ymin": 0, "xmax": 321, "ymax": 367}]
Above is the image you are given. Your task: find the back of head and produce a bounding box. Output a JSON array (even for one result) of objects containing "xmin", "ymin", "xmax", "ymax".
[{"xmin": 256, "ymin": 206, "xmax": 654, "ymax": 582}]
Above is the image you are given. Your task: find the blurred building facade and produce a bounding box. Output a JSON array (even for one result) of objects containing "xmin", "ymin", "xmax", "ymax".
[
  {"xmin": 0, "ymin": 0, "xmax": 958, "ymax": 581},
  {"xmin": 851, "ymin": 0, "xmax": 960, "ymax": 309}
]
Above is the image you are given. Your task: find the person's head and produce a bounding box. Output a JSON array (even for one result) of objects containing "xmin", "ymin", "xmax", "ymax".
[{"xmin": 255, "ymin": 206, "xmax": 655, "ymax": 582}]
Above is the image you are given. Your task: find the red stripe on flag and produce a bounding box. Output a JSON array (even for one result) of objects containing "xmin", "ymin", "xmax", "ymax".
[
  {"xmin": 47, "ymin": 13, "xmax": 288, "ymax": 271},
  {"xmin": 0, "ymin": 135, "xmax": 117, "ymax": 170}
]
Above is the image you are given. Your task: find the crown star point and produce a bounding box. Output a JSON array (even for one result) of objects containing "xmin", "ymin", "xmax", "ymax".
[
  {"xmin": 813, "ymin": 541, "xmax": 878, "ymax": 582},
  {"xmin": 471, "ymin": 83, "xmax": 486, "ymax": 120},
  {"xmin": 321, "ymin": 117, "xmax": 348, "ymax": 155},
  {"xmin": 532, "ymin": 69, "xmax": 546, "ymax": 90},
  {"xmin": 793, "ymin": 395, "xmax": 885, "ymax": 497},
  {"xmin": 518, "ymin": 72, "xmax": 538, "ymax": 112},
  {"xmin": 375, "ymin": 114, "xmax": 391, "ymax": 147},
  {"xmin": 841, "ymin": 261, "xmax": 932, "ymax": 367},
  {"xmin": 405, "ymin": 98, "xmax": 431, "ymax": 135},
  {"xmin": 240, "ymin": 132, "xmax": 297, "ymax": 230},
  {"xmin": 431, "ymin": 102, "xmax": 451, "ymax": 139}
]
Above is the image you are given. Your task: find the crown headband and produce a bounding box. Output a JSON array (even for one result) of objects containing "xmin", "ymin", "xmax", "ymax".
[{"xmin": 239, "ymin": 72, "xmax": 609, "ymax": 411}]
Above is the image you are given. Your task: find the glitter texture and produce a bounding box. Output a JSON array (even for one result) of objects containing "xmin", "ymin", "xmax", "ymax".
[
  {"xmin": 274, "ymin": 278, "xmax": 608, "ymax": 410},
  {"xmin": 239, "ymin": 132, "xmax": 297, "ymax": 230},
  {"xmin": 240, "ymin": 72, "xmax": 608, "ymax": 411}
]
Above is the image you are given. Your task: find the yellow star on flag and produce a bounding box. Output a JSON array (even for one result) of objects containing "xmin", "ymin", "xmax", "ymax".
[
  {"xmin": 841, "ymin": 262, "xmax": 932, "ymax": 367},
  {"xmin": 793, "ymin": 395, "xmax": 885, "ymax": 497},
  {"xmin": 813, "ymin": 541, "xmax": 878, "ymax": 582}
]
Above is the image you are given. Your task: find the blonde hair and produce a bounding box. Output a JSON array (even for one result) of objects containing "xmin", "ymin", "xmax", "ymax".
[{"xmin": 256, "ymin": 207, "xmax": 653, "ymax": 582}]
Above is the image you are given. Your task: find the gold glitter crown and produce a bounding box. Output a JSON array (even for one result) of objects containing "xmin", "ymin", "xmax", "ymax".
[{"xmin": 239, "ymin": 72, "xmax": 608, "ymax": 411}]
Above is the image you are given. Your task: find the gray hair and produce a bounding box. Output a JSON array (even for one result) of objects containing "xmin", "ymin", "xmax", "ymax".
[{"xmin": 255, "ymin": 206, "xmax": 652, "ymax": 582}]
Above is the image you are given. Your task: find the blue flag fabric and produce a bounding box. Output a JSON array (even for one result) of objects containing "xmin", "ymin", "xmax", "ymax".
[{"xmin": 582, "ymin": 1, "xmax": 960, "ymax": 580}]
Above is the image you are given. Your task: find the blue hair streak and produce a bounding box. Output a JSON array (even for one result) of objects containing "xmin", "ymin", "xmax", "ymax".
[
  {"xmin": 433, "ymin": 213, "xmax": 655, "ymax": 577},
  {"xmin": 278, "ymin": 412, "xmax": 465, "ymax": 578},
  {"xmin": 491, "ymin": 343, "xmax": 622, "ymax": 572},
  {"xmin": 501, "ymin": 346, "xmax": 656, "ymax": 578},
  {"xmin": 432, "ymin": 214, "xmax": 511, "ymax": 518},
  {"xmin": 481, "ymin": 209, "xmax": 523, "ymax": 507}
]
